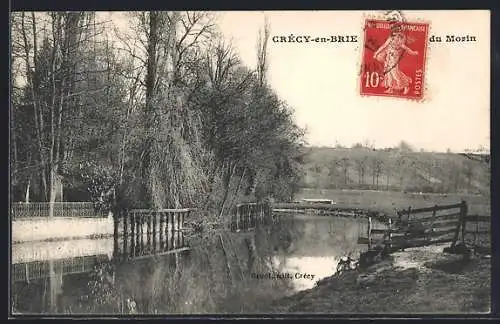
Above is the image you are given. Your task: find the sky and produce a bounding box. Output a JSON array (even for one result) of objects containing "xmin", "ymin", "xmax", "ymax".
[
  {"xmin": 109, "ymin": 11, "xmax": 490, "ymax": 153},
  {"xmin": 215, "ymin": 10, "xmax": 490, "ymax": 153}
]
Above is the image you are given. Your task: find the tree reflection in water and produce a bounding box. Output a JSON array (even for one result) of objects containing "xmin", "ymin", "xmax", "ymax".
[{"xmin": 12, "ymin": 214, "xmax": 370, "ymax": 315}]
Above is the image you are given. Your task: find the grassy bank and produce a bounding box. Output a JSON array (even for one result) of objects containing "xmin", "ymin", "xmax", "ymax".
[
  {"xmin": 296, "ymin": 188, "xmax": 490, "ymax": 216},
  {"xmin": 270, "ymin": 244, "xmax": 491, "ymax": 314}
]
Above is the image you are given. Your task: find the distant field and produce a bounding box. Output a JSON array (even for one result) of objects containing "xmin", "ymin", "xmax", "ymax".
[
  {"xmin": 300, "ymin": 146, "xmax": 490, "ymax": 196},
  {"xmin": 295, "ymin": 188, "xmax": 491, "ymax": 216}
]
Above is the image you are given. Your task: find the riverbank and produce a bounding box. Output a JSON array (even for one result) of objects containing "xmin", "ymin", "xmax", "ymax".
[{"xmin": 270, "ymin": 243, "xmax": 491, "ymax": 314}]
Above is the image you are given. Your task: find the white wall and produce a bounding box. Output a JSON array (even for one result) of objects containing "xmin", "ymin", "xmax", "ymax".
[{"xmin": 12, "ymin": 216, "xmax": 114, "ymax": 243}]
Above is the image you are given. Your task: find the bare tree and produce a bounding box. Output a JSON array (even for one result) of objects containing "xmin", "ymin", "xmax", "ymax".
[
  {"xmin": 373, "ymin": 158, "xmax": 383, "ymax": 190},
  {"xmin": 14, "ymin": 12, "xmax": 98, "ymax": 214},
  {"xmin": 338, "ymin": 158, "xmax": 350, "ymax": 185},
  {"xmin": 355, "ymin": 157, "xmax": 367, "ymax": 185},
  {"xmin": 463, "ymin": 159, "xmax": 474, "ymax": 193},
  {"xmin": 256, "ymin": 15, "xmax": 270, "ymax": 87}
]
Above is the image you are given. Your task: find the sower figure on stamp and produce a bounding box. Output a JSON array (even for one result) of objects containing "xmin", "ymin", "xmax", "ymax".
[{"xmin": 373, "ymin": 23, "xmax": 419, "ymax": 95}]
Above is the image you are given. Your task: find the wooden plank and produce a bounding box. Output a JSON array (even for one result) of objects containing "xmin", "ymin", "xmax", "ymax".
[
  {"xmin": 464, "ymin": 215, "xmax": 490, "ymax": 222},
  {"xmin": 465, "ymin": 229, "xmax": 490, "ymax": 234},
  {"xmin": 370, "ymin": 228, "xmax": 387, "ymax": 234},
  {"xmin": 429, "ymin": 227, "xmax": 457, "ymax": 237},
  {"xmin": 358, "ymin": 236, "xmax": 385, "ymax": 245},
  {"xmin": 410, "ymin": 203, "xmax": 463, "ymax": 214},
  {"xmin": 385, "ymin": 227, "xmax": 456, "ymax": 241},
  {"xmin": 129, "ymin": 208, "xmax": 191, "ymax": 213},
  {"xmin": 432, "ymin": 219, "xmax": 460, "ymax": 228},
  {"xmin": 474, "ymin": 246, "xmax": 491, "ymax": 254},
  {"xmin": 130, "ymin": 247, "xmax": 191, "ymax": 261},
  {"xmin": 434, "ymin": 212, "xmax": 462, "ymax": 221},
  {"xmin": 404, "ymin": 212, "xmax": 461, "ymax": 223},
  {"xmin": 387, "ymin": 237, "xmax": 454, "ymax": 250},
  {"xmin": 357, "ymin": 237, "xmax": 370, "ymax": 244}
]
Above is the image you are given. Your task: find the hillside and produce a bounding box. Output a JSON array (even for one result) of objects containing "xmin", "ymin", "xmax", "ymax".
[{"xmin": 299, "ymin": 146, "xmax": 490, "ymax": 196}]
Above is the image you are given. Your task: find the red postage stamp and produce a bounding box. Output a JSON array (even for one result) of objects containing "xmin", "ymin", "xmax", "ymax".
[{"xmin": 360, "ymin": 19, "xmax": 429, "ymax": 100}]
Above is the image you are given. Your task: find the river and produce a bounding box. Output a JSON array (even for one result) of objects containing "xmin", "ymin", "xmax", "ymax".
[{"xmin": 11, "ymin": 213, "xmax": 377, "ymax": 315}]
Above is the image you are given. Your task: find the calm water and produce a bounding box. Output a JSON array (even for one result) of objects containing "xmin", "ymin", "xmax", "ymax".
[{"xmin": 11, "ymin": 214, "xmax": 374, "ymax": 315}]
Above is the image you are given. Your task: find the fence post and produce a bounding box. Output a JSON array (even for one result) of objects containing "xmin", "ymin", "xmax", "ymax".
[
  {"xmin": 460, "ymin": 200, "xmax": 468, "ymax": 245},
  {"xmin": 387, "ymin": 218, "xmax": 392, "ymax": 250},
  {"xmin": 139, "ymin": 213, "xmax": 144, "ymax": 251},
  {"xmin": 113, "ymin": 212, "xmax": 119, "ymax": 258},
  {"xmin": 159, "ymin": 211, "xmax": 164, "ymax": 249},
  {"xmin": 367, "ymin": 216, "xmax": 372, "ymax": 249},
  {"xmin": 236, "ymin": 205, "xmax": 240, "ymax": 231},
  {"xmin": 113, "ymin": 211, "xmax": 118, "ymax": 239},
  {"xmin": 152, "ymin": 211, "xmax": 157, "ymax": 252},
  {"xmin": 147, "ymin": 212, "xmax": 151, "ymax": 248},
  {"xmin": 474, "ymin": 214, "xmax": 478, "ymax": 246},
  {"xmin": 451, "ymin": 201, "xmax": 465, "ymax": 248},
  {"xmin": 130, "ymin": 211, "xmax": 136, "ymax": 257},
  {"xmin": 123, "ymin": 211, "xmax": 128, "ymax": 257}
]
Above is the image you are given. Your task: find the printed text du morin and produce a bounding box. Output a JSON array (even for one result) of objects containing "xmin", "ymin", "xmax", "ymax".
[{"xmin": 271, "ymin": 34, "xmax": 477, "ymax": 44}]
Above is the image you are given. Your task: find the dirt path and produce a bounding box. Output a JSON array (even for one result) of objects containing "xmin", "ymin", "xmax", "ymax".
[{"xmin": 270, "ymin": 243, "xmax": 491, "ymax": 314}]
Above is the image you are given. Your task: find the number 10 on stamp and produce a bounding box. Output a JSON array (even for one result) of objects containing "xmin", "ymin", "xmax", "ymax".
[{"xmin": 360, "ymin": 19, "xmax": 429, "ymax": 100}]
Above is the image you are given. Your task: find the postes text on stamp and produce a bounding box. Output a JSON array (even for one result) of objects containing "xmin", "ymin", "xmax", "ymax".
[{"xmin": 360, "ymin": 19, "xmax": 429, "ymax": 100}]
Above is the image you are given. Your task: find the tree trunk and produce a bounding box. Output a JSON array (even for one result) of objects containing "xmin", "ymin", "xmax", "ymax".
[
  {"xmin": 228, "ymin": 167, "xmax": 246, "ymax": 212},
  {"xmin": 142, "ymin": 11, "xmax": 159, "ymax": 209},
  {"xmin": 20, "ymin": 13, "xmax": 48, "ymax": 200},
  {"xmin": 119, "ymin": 70, "xmax": 138, "ymax": 185},
  {"xmin": 49, "ymin": 167, "xmax": 57, "ymax": 217},
  {"xmin": 219, "ymin": 162, "xmax": 238, "ymax": 220},
  {"xmin": 25, "ymin": 176, "xmax": 31, "ymax": 203}
]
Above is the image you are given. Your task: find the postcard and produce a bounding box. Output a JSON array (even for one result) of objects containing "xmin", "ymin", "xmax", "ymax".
[{"xmin": 10, "ymin": 10, "xmax": 490, "ymax": 316}]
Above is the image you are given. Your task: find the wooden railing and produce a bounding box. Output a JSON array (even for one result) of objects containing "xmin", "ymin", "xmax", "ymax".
[
  {"xmin": 360, "ymin": 201, "xmax": 470, "ymax": 251},
  {"xmin": 113, "ymin": 209, "xmax": 191, "ymax": 260},
  {"xmin": 11, "ymin": 202, "xmax": 108, "ymax": 219}
]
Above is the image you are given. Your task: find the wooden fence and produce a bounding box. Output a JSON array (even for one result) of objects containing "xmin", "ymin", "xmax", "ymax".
[
  {"xmin": 230, "ymin": 202, "xmax": 273, "ymax": 232},
  {"xmin": 11, "ymin": 202, "xmax": 108, "ymax": 219},
  {"xmin": 359, "ymin": 201, "xmax": 474, "ymax": 251},
  {"xmin": 462, "ymin": 214, "xmax": 491, "ymax": 253},
  {"xmin": 113, "ymin": 209, "xmax": 191, "ymax": 260}
]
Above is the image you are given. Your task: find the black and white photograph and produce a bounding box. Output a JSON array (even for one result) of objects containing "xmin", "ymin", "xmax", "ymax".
[{"xmin": 9, "ymin": 10, "xmax": 491, "ymax": 316}]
